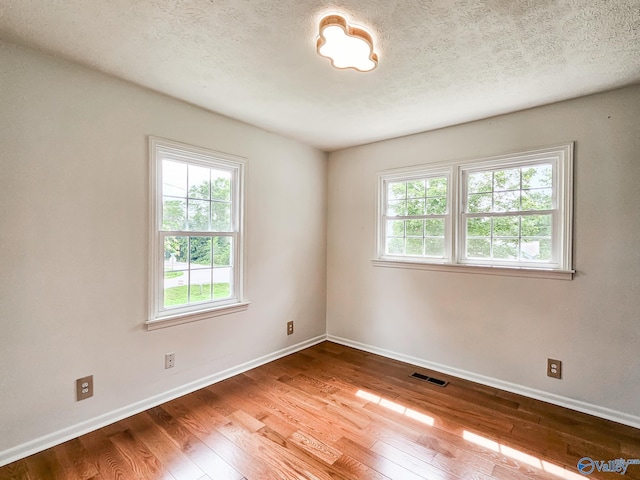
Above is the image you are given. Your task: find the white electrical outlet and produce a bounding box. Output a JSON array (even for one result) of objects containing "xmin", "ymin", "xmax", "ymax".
[{"xmin": 165, "ymin": 352, "xmax": 175, "ymax": 369}]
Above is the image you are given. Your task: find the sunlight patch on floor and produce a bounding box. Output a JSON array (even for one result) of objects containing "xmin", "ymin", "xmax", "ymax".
[
  {"xmin": 356, "ymin": 389, "xmax": 435, "ymax": 426},
  {"xmin": 463, "ymin": 430, "xmax": 585, "ymax": 480}
]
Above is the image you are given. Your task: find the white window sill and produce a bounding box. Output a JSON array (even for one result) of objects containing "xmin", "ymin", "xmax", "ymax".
[
  {"xmin": 146, "ymin": 301, "xmax": 250, "ymax": 330},
  {"xmin": 372, "ymin": 259, "xmax": 574, "ymax": 280}
]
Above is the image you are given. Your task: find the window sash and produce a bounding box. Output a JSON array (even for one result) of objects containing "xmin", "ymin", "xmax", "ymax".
[
  {"xmin": 157, "ymin": 232, "xmax": 239, "ymax": 316},
  {"xmin": 459, "ymin": 211, "xmax": 558, "ymax": 268},
  {"xmin": 379, "ymin": 170, "xmax": 453, "ymax": 262}
]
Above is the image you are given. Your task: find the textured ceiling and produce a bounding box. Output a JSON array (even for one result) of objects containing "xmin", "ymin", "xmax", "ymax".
[{"xmin": 1, "ymin": 1, "xmax": 639, "ymax": 151}]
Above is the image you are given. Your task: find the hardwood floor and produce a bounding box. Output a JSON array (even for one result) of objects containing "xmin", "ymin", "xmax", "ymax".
[{"xmin": 2, "ymin": 341, "xmax": 639, "ymax": 479}]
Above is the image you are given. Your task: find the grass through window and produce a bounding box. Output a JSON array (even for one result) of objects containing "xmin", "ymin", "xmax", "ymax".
[{"xmin": 164, "ymin": 283, "xmax": 230, "ymax": 307}]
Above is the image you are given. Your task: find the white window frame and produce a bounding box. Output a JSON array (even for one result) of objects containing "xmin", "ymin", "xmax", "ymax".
[
  {"xmin": 374, "ymin": 143, "xmax": 574, "ymax": 280},
  {"xmin": 147, "ymin": 137, "xmax": 248, "ymax": 330}
]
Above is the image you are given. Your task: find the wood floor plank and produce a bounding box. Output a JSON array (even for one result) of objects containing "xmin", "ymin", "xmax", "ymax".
[
  {"xmin": 490, "ymin": 464, "xmax": 558, "ymax": 480},
  {"xmin": 52, "ymin": 437, "xmax": 99, "ymax": 480},
  {"xmin": 335, "ymin": 436, "xmax": 441, "ymax": 480},
  {"xmin": 108, "ymin": 428, "xmax": 174, "ymax": 480},
  {"xmin": 216, "ymin": 421, "xmax": 348, "ymax": 480},
  {"xmin": 145, "ymin": 404, "xmax": 244, "ymax": 480},
  {"xmin": 288, "ymin": 430, "xmax": 342, "ymax": 465},
  {"xmin": 24, "ymin": 448, "xmax": 64, "ymax": 480},
  {"xmin": 428, "ymin": 449, "xmax": 496, "ymax": 479},
  {"xmin": 122, "ymin": 413, "xmax": 206, "ymax": 480},
  {"xmin": 79, "ymin": 428, "xmax": 142, "ymax": 480},
  {"xmin": 371, "ymin": 439, "xmax": 463, "ymax": 479},
  {"xmin": 2, "ymin": 341, "xmax": 639, "ymax": 480},
  {"xmin": 0, "ymin": 459, "xmax": 32, "ymax": 480},
  {"xmin": 331, "ymin": 454, "xmax": 390, "ymax": 480},
  {"xmin": 189, "ymin": 427, "xmax": 275, "ymax": 480}
]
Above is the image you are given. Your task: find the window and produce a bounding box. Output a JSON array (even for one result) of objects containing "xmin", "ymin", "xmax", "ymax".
[
  {"xmin": 376, "ymin": 144, "xmax": 574, "ymax": 279},
  {"xmin": 148, "ymin": 137, "xmax": 247, "ymax": 329}
]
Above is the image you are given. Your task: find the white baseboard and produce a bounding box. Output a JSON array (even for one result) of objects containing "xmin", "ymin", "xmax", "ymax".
[
  {"xmin": 4, "ymin": 333, "xmax": 638, "ymax": 468},
  {"xmin": 0, "ymin": 334, "xmax": 328, "ymax": 468},
  {"xmin": 327, "ymin": 335, "xmax": 640, "ymax": 430}
]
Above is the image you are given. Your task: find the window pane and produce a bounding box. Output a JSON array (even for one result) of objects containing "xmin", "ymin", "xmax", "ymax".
[
  {"xmin": 164, "ymin": 238, "xmax": 187, "ymax": 287},
  {"xmin": 190, "ymin": 236, "xmax": 212, "ymax": 269},
  {"xmin": 189, "ymin": 270, "xmax": 212, "ymax": 303},
  {"xmin": 164, "ymin": 236, "xmax": 188, "ymax": 268},
  {"xmin": 493, "ymin": 216, "xmax": 519, "ymax": 237},
  {"xmin": 164, "ymin": 282, "xmax": 189, "ymax": 308},
  {"xmin": 407, "ymin": 199, "xmax": 425, "ymax": 216},
  {"xmin": 425, "ymin": 238, "xmax": 445, "ymax": 256},
  {"xmin": 162, "ymin": 197, "xmax": 186, "ymax": 231},
  {"xmin": 405, "ymin": 219, "xmax": 424, "ymax": 236},
  {"xmin": 214, "ymin": 267, "xmax": 232, "ymax": 299},
  {"xmin": 164, "ymin": 269, "xmax": 186, "ymax": 282},
  {"xmin": 163, "ymin": 236, "xmax": 189, "ymax": 308},
  {"xmin": 493, "ymin": 168, "xmax": 520, "ymax": 191},
  {"xmin": 386, "ymin": 237, "xmax": 404, "ymax": 255},
  {"xmin": 388, "ymin": 182, "xmax": 406, "ymax": 200},
  {"xmin": 521, "ymin": 214, "xmax": 552, "ymax": 237},
  {"xmin": 387, "ymin": 220, "xmax": 404, "ymax": 236},
  {"xmin": 387, "ymin": 199, "xmax": 407, "ymax": 216},
  {"xmin": 539, "ymin": 238, "xmax": 552, "ymax": 261},
  {"xmin": 212, "ymin": 171, "xmax": 232, "ymax": 201},
  {"xmin": 162, "ymin": 160, "xmax": 187, "ymax": 197},
  {"xmin": 406, "ymin": 238, "xmax": 424, "ymax": 256},
  {"xmin": 522, "ymin": 164, "xmax": 552, "ymax": 189},
  {"xmin": 212, "ymin": 202, "xmax": 232, "ymax": 231},
  {"xmin": 426, "ymin": 197, "xmax": 447, "ymax": 215},
  {"xmin": 188, "ymin": 200, "xmax": 210, "ymax": 231},
  {"xmin": 213, "ymin": 236, "xmax": 232, "ymax": 266},
  {"xmin": 468, "ymin": 172, "xmax": 492, "ymax": 193},
  {"xmin": 425, "ymin": 218, "xmax": 445, "ymax": 236},
  {"xmin": 467, "ymin": 238, "xmax": 490, "ymax": 258},
  {"xmin": 407, "ymin": 180, "xmax": 425, "ymax": 198},
  {"xmin": 188, "ymin": 165, "xmax": 210, "ymax": 199},
  {"xmin": 522, "ymin": 188, "xmax": 552, "ymax": 210},
  {"xmin": 467, "ymin": 193, "xmax": 492, "ymax": 213},
  {"xmin": 521, "ymin": 238, "xmax": 552, "ymax": 261},
  {"xmin": 467, "ymin": 217, "xmax": 490, "ymax": 237},
  {"xmin": 426, "ymin": 177, "xmax": 447, "ymax": 197},
  {"xmin": 494, "ymin": 191, "xmax": 520, "ymax": 212},
  {"xmin": 493, "ymin": 239, "xmax": 518, "ymax": 259}
]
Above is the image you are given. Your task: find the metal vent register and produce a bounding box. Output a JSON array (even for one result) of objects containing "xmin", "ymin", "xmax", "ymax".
[{"xmin": 410, "ymin": 372, "xmax": 448, "ymax": 387}]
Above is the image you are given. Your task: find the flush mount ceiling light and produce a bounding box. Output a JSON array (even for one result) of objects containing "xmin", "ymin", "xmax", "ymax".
[{"xmin": 316, "ymin": 14, "xmax": 378, "ymax": 72}]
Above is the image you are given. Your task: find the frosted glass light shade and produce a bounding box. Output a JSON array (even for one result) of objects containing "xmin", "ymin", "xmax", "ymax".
[{"xmin": 317, "ymin": 14, "xmax": 378, "ymax": 72}]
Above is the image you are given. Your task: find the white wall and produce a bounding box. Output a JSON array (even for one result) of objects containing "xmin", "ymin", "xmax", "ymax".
[
  {"xmin": 0, "ymin": 41, "xmax": 327, "ymax": 456},
  {"xmin": 327, "ymin": 85, "xmax": 640, "ymax": 421},
  {"xmin": 2, "ymin": 36, "xmax": 639, "ymax": 464}
]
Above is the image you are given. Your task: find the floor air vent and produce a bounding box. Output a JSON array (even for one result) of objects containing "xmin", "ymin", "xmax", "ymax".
[{"xmin": 410, "ymin": 372, "xmax": 448, "ymax": 387}]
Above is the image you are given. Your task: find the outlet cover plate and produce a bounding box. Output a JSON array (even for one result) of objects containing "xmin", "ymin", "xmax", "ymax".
[
  {"xmin": 165, "ymin": 352, "xmax": 175, "ymax": 369},
  {"xmin": 76, "ymin": 375, "xmax": 93, "ymax": 401},
  {"xmin": 547, "ymin": 358, "xmax": 562, "ymax": 379}
]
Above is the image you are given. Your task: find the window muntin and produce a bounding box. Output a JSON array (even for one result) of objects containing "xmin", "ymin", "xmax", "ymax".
[
  {"xmin": 377, "ymin": 144, "xmax": 573, "ymax": 275},
  {"xmin": 150, "ymin": 138, "xmax": 245, "ymax": 325}
]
